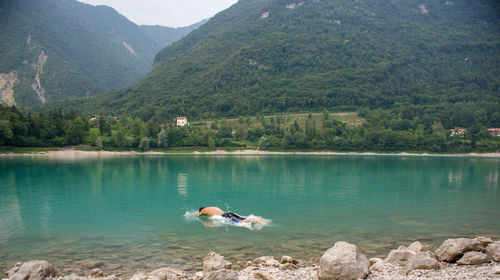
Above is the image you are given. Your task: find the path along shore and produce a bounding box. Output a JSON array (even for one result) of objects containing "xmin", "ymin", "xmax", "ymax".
[
  {"xmin": 4, "ymin": 237, "xmax": 500, "ymax": 280},
  {"xmin": 1, "ymin": 148, "xmax": 500, "ymax": 159}
]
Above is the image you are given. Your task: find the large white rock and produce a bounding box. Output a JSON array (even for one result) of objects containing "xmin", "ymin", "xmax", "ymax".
[
  {"xmin": 402, "ymin": 251, "xmax": 440, "ymax": 275},
  {"xmin": 486, "ymin": 241, "xmax": 500, "ymax": 262},
  {"xmin": 5, "ymin": 261, "xmax": 60, "ymax": 280},
  {"xmin": 203, "ymin": 252, "xmax": 232, "ymax": 274},
  {"xmin": 435, "ymin": 238, "xmax": 484, "ymax": 262},
  {"xmin": 318, "ymin": 241, "xmax": 370, "ymax": 280},
  {"xmin": 385, "ymin": 247, "xmax": 416, "ymax": 265},
  {"xmin": 457, "ymin": 251, "xmax": 491, "ymax": 265}
]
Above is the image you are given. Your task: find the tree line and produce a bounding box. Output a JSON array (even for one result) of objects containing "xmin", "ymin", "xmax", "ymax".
[{"xmin": 1, "ymin": 105, "xmax": 499, "ymax": 153}]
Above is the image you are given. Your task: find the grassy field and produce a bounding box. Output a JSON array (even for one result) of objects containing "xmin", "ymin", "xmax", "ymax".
[
  {"xmin": 0, "ymin": 147, "xmax": 60, "ymax": 154},
  {"xmin": 191, "ymin": 112, "xmax": 365, "ymax": 130}
]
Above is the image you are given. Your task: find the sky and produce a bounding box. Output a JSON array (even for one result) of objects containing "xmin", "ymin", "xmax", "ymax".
[{"xmin": 78, "ymin": 0, "xmax": 237, "ymax": 27}]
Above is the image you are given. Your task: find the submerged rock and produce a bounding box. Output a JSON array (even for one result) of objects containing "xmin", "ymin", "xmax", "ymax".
[
  {"xmin": 318, "ymin": 241, "xmax": 369, "ymax": 280},
  {"xmin": 6, "ymin": 261, "xmax": 60, "ymax": 280},
  {"xmin": 435, "ymin": 238, "xmax": 484, "ymax": 262},
  {"xmin": 457, "ymin": 251, "xmax": 491, "ymax": 265},
  {"xmin": 203, "ymin": 252, "xmax": 232, "ymax": 273},
  {"xmin": 486, "ymin": 241, "xmax": 500, "ymax": 262}
]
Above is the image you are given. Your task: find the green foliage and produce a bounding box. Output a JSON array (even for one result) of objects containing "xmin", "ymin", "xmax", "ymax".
[
  {"xmin": 0, "ymin": 0, "xmax": 201, "ymax": 108},
  {"xmin": 43, "ymin": 0, "xmax": 500, "ymax": 123}
]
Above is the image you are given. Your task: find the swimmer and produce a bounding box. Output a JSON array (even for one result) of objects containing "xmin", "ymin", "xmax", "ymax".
[{"xmin": 195, "ymin": 206, "xmax": 268, "ymax": 225}]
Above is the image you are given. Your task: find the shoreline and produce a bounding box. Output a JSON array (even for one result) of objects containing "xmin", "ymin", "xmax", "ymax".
[
  {"xmin": 4, "ymin": 237, "xmax": 500, "ymax": 280},
  {"xmin": 1, "ymin": 148, "xmax": 500, "ymax": 159}
]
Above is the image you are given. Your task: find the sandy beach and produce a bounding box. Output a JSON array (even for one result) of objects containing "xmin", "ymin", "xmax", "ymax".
[{"xmin": 1, "ymin": 148, "xmax": 500, "ymax": 159}]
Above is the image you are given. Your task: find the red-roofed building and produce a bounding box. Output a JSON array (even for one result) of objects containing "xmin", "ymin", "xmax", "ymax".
[{"xmin": 488, "ymin": 128, "xmax": 500, "ymax": 137}]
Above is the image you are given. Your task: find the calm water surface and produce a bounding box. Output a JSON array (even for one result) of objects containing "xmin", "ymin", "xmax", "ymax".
[{"xmin": 1, "ymin": 155, "xmax": 499, "ymax": 276}]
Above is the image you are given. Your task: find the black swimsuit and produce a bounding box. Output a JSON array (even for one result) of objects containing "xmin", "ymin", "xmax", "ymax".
[{"xmin": 221, "ymin": 212, "xmax": 245, "ymax": 223}]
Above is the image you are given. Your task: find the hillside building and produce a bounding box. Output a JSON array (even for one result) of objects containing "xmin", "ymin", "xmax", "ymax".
[{"xmin": 176, "ymin": 117, "xmax": 188, "ymax": 127}]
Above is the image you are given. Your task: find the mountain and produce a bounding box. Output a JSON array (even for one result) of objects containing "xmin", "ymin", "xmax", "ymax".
[
  {"xmin": 0, "ymin": 0, "xmax": 202, "ymax": 109},
  {"xmin": 41, "ymin": 0, "xmax": 500, "ymax": 122}
]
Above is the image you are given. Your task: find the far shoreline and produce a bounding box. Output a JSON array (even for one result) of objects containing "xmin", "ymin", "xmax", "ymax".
[{"xmin": 1, "ymin": 148, "xmax": 500, "ymax": 159}]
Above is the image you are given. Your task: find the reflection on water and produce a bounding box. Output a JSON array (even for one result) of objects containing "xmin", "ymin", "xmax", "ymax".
[
  {"xmin": 0, "ymin": 156, "xmax": 499, "ymax": 277},
  {"xmin": 177, "ymin": 173, "xmax": 188, "ymax": 198}
]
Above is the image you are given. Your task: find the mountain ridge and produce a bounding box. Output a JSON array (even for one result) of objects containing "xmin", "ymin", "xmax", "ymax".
[
  {"xmin": 40, "ymin": 0, "xmax": 500, "ymax": 125},
  {"xmin": 0, "ymin": 0, "xmax": 203, "ymax": 109}
]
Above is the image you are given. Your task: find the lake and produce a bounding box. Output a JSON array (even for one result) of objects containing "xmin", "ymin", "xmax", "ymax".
[{"xmin": 1, "ymin": 155, "xmax": 499, "ymax": 277}]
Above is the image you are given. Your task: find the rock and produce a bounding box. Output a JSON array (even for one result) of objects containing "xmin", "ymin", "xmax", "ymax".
[
  {"xmin": 6, "ymin": 261, "xmax": 60, "ymax": 280},
  {"xmin": 384, "ymin": 248, "xmax": 416, "ymax": 265},
  {"xmin": 402, "ymin": 251, "xmax": 440, "ymax": 275},
  {"xmin": 435, "ymin": 238, "xmax": 484, "ymax": 262},
  {"xmin": 369, "ymin": 258, "xmax": 382, "ymax": 266},
  {"xmin": 486, "ymin": 241, "xmax": 500, "ymax": 262},
  {"xmin": 494, "ymin": 265, "xmax": 500, "ymax": 274},
  {"xmin": 203, "ymin": 269, "xmax": 238, "ymax": 280},
  {"xmin": 194, "ymin": 271, "xmax": 204, "ymax": 280},
  {"xmin": 279, "ymin": 263, "xmax": 297, "ymax": 270},
  {"xmin": 252, "ymin": 257, "xmax": 279, "ymax": 267},
  {"xmin": 457, "ymin": 251, "xmax": 491, "ymax": 265},
  {"xmin": 369, "ymin": 258, "xmax": 385, "ymax": 272},
  {"xmin": 203, "ymin": 252, "xmax": 232, "ymax": 273},
  {"xmin": 475, "ymin": 236, "xmax": 494, "ymax": 246},
  {"xmin": 58, "ymin": 274, "xmax": 88, "ymax": 280},
  {"xmin": 408, "ymin": 241, "xmax": 423, "ymax": 253},
  {"xmin": 280, "ymin": 256, "xmax": 298, "ymax": 265},
  {"xmin": 90, "ymin": 269, "xmax": 104, "ymax": 278},
  {"xmin": 130, "ymin": 268, "xmax": 187, "ymax": 280},
  {"xmin": 318, "ymin": 241, "xmax": 370, "ymax": 280},
  {"xmin": 253, "ymin": 271, "xmax": 275, "ymax": 280},
  {"xmin": 130, "ymin": 271, "xmax": 160, "ymax": 280}
]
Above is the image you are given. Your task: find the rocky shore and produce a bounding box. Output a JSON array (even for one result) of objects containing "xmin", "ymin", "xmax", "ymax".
[{"xmin": 4, "ymin": 237, "xmax": 500, "ymax": 280}]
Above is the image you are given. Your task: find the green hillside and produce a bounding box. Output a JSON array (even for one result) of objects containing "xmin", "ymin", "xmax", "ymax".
[
  {"xmin": 43, "ymin": 0, "xmax": 500, "ymax": 124},
  {"xmin": 0, "ymin": 0, "xmax": 201, "ymax": 108}
]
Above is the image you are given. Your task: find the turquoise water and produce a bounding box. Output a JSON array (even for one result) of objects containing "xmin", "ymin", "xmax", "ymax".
[{"xmin": 1, "ymin": 155, "xmax": 499, "ymax": 276}]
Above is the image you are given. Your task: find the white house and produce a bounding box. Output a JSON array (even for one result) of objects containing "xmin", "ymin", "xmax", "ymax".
[{"xmin": 176, "ymin": 117, "xmax": 188, "ymax": 127}]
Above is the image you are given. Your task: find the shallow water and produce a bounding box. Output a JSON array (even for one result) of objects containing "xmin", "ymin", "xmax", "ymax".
[{"xmin": 1, "ymin": 155, "xmax": 499, "ymax": 277}]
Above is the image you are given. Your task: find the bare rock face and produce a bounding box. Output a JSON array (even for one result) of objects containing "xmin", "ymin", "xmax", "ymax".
[
  {"xmin": 457, "ymin": 251, "xmax": 491, "ymax": 265},
  {"xmin": 435, "ymin": 238, "xmax": 484, "ymax": 262},
  {"xmin": 486, "ymin": 241, "xmax": 500, "ymax": 262},
  {"xmin": 385, "ymin": 248, "xmax": 416, "ymax": 265},
  {"xmin": 203, "ymin": 252, "xmax": 232, "ymax": 274},
  {"xmin": 203, "ymin": 269, "xmax": 238, "ymax": 280},
  {"xmin": 402, "ymin": 251, "xmax": 440, "ymax": 275},
  {"xmin": 318, "ymin": 241, "xmax": 370, "ymax": 280},
  {"xmin": 5, "ymin": 261, "xmax": 60, "ymax": 280}
]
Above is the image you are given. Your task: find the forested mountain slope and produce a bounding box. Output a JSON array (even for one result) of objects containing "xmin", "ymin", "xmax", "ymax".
[
  {"xmin": 44, "ymin": 0, "xmax": 500, "ymax": 124},
  {"xmin": 0, "ymin": 0, "xmax": 202, "ymax": 109}
]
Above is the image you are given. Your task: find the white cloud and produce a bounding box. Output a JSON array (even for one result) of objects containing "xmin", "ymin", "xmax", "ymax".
[{"xmin": 78, "ymin": 0, "xmax": 237, "ymax": 27}]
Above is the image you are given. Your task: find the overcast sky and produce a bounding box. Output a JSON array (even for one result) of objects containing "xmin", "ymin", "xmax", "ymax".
[{"xmin": 78, "ymin": 0, "xmax": 237, "ymax": 27}]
